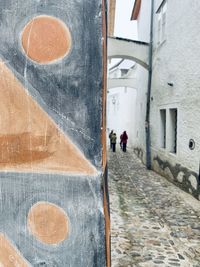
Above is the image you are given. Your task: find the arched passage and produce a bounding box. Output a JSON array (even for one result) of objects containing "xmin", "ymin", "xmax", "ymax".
[
  {"xmin": 108, "ymin": 78, "xmax": 137, "ymax": 90},
  {"xmin": 107, "ymin": 37, "xmax": 149, "ymax": 152},
  {"xmin": 108, "ymin": 37, "xmax": 149, "ymax": 70}
]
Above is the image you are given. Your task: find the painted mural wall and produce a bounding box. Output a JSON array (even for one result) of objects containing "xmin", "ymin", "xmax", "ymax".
[{"xmin": 0, "ymin": 0, "xmax": 107, "ymax": 266}]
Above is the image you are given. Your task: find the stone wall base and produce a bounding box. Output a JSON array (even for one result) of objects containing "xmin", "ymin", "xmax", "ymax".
[{"xmin": 133, "ymin": 147, "xmax": 200, "ymax": 201}]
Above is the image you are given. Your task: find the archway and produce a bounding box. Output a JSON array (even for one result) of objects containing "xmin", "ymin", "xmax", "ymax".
[{"xmin": 108, "ymin": 37, "xmax": 149, "ymax": 70}]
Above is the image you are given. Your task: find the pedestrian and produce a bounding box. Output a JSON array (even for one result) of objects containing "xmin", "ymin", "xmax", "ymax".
[
  {"xmin": 121, "ymin": 131, "xmax": 128, "ymax": 152},
  {"xmin": 109, "ymin": 130, "xmax": 113, "ymax": 149},
  {"xmin": 111, "ymin": 133, "xmax": 117, "ymax": 152}
]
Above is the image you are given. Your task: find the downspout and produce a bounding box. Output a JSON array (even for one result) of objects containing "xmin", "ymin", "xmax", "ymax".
[
  {"xmin": 198, "ymin": 161, "xmax": 200, "ymax": 186},
  {"xmin": 145, "ymin": 0, "xmax": 154, "ymax": 169}
]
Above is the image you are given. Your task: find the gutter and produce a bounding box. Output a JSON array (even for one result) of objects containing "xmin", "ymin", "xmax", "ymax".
[{"xmin": 145, "ymin": 0, "xmax": 154, "ymax": 169}]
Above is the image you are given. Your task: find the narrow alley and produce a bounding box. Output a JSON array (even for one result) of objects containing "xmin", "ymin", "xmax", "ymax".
[{"xmin": 109, "ymin": 149, "xmax": 200, "ymax": 267}]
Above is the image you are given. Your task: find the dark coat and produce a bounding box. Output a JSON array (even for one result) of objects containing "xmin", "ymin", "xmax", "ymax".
[
  {"xmin": 121, "ymin": 132, "xmax": 128, "ymax": 144},
  {"xmin": 109, "ymin": 131, "xmax": 113, "ymax": 139}
]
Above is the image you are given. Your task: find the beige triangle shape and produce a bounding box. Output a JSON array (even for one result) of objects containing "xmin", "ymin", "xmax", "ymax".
[
  {"xmin": 0, "ymin": 233, "xmax": 30, "ymax": 266},
  {"xmin": 0, "ymin": 60, "xmax": 97, "ymax": 175}
]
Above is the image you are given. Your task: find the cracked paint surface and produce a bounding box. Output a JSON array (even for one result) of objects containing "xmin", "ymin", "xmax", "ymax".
[{"xmin": 0, "ymin": 0, "xmax": 106, "ymax": 266}]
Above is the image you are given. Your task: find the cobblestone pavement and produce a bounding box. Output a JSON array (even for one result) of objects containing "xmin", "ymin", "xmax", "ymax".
[{"xmin": 108, "ymin": 149, "xmax": 200, "ymax": 267}]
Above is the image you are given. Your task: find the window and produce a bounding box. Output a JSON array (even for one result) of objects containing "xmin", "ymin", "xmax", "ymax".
[
  {"xmin": 121, "ymin": 69, "xmax": 129, "ymax": 76},
  {"xmin": 157, "ymin": 0, "xmax": 167, "ymax": 45},
  {"xmin": 169, "ymin": 108, "xmax": 177, "ymax": 153},
  {"xmin": 160, "ymin": 109, "xmax": 166, "ymax": 148}
]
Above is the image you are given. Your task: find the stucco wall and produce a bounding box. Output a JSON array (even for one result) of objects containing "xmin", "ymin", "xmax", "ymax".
[
  {"xmin": 133, "ymin": 0, "xmax": 200, "ymax": 199},
  {"xmin": 132, "ymin": 0, "xmax": 150, "ymax": 162},
  {"xmin": 137, "ymin": 0, "xmax": 151, "ymax": 43},
  {"xmin": 107, "ymin": 86, "xmax": 137, "ymax": 147},
  {"xmin": 150, "ymin": 0, "xmax": 200, "ymax": 199},
  {"xmin": 132, "ymin": 65, "xmax": 148, "ymax": 162}
]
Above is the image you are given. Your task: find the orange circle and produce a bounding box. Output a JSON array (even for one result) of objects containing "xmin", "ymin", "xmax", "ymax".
[
  {"xmin": 28, "ymin": 202, "xmax": 69, "ymax": 245},
  {"xmin": 21, "ymin": 15, "xmax": 71, "ymax": 64}
]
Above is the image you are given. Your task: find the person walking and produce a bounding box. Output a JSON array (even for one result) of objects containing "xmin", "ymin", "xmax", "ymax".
[
  {"xmin": 111, "ymin": 133, "xmax": 117, "ymax": 152},
  {"xmin": 121, "ymin": 131, "xmax": 128, "ymax": 152},
  {"xmin": 109, "ymin": 130, "xmax": 113, "ymax": 149}
]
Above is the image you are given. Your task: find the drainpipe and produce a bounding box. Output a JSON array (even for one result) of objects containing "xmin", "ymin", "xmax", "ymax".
[
  {"xmin": 198, "ymin": 162, "xmax": 200, "ymax": 186},
  {"xmin": 145, "ymin": 0, "xmax": 154, "ymax": 169}
]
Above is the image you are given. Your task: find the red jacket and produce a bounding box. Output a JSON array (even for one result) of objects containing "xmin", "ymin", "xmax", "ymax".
[{"xmin": 121, "ymin": 132, "xmax": 128, "ymax": 144}]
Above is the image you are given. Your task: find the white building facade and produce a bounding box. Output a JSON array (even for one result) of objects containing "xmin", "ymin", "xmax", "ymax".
[
  {"xmin": 107, "ymin": 60, "xmax": 137, "ymax": 147},
  {"xmin": 131, "ymin": 0, "xmax": 151, "ymax": 160},
  {"xmin": 132, "ymin": 0, "xmax": 200, "ymax": 199}
]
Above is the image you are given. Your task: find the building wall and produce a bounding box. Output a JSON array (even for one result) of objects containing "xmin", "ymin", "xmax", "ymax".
[
  {"xmin": 132, "ymin": 0, "xmax": 151, "ymax": 162},
  {"xmin": 137, "ymin": 0, "xmax": 151, "ymax": 42},
  {"xmin": 150, "ymin": 0, "xmax": 200, "ymax": 199},
  {"xmin": 133, "ymin": 65, "xmax": 148, "ymax": 161},
  {"xmin": 131, "ymin": 0, "xmax": 200, "ymax": 199},
  {"xmin": 107, "ymin": 87, "xmax": 137, "ymax": 148}
]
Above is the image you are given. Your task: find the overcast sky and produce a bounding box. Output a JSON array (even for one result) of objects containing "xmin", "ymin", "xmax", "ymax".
[
  {"xmin": 114, "ymin": 0, "xmax": 138, "ymax": 40},
  {"xmin": 109, "ymin": 0, "xmax": 138, "ymax": 69}
]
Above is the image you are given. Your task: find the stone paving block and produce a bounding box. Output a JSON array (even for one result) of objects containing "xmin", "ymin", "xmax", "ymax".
[{"xmin": 108, "ymin": 149, "xmax": 200, "ymax": 267}]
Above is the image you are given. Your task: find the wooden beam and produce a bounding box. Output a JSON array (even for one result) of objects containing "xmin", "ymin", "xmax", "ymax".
[{"xmin": 131, "ymin": 0, "xmax": 141, "ymax": 20}]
